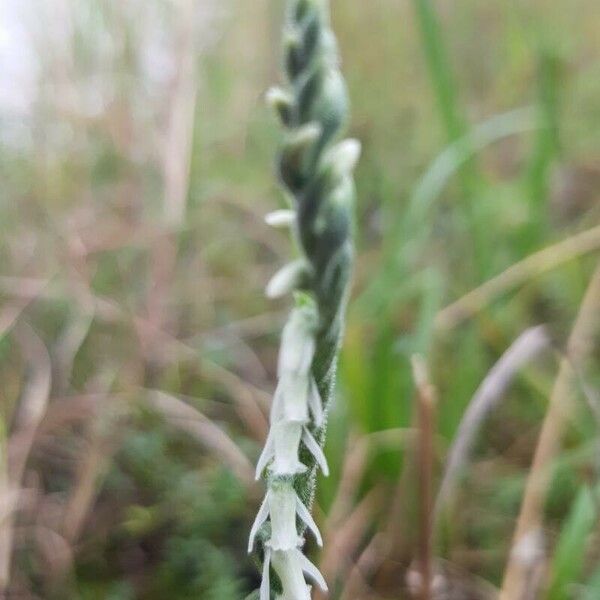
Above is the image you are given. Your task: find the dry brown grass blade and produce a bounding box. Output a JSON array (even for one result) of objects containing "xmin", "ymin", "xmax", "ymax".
[
  {"xmin": 316, "ymin": 488, "xmax": 382, "ymax": 600},
  {"xmin": 318, "ymin": 428, "xmax": 413, "ymax": 599},
  {"xmin": 500, "ymin": 264, "xmax": 600, "ymax": 600},
  {"xmin": 3, "ymin": 275, "xmax": 271, "ymax": 440},
  {"xmin": 146, "ymin": 390, "xmax": 256, "ymax": 489},
  {"xmin": 339, "ymin": 533, "xmax": 391, "ymax": 600},
  {"xmin": 0, "ymin": 324, "xmax": 52, "ymax": 593},
  {"xmin": 38, "ymin": 394, "xmax": 106, "ymax": 435},
  {"xmin": 62, "ymin": 426, "xmax": 111, "ymax": 544},
  {"xmin": 436, "ymin": 224, "xmax": 600, "ymax": 331},
  {"xmin": 34, "ymin": 525, "xmax": 74, "ymax": 584},
  {"xmin": 0, "ymin": 278, "xmax": 51, "ymax": 339},
  {"xmin": 132, "ymin": 316, "xmax": 270, "ymax": 440},
  {"xmin": 412, "ymin": 356, "xmax": 437, "ymax": 600},
  {"xmin": 146, "ymin": 0, "xmax": 198, "ymax": 342},
  {"xmin": 325, "ymin": 433, "xmax": 370, "ymax": 532},
  {"xmin": 54, "ymin": 311, "xmax": 94, "ymax": 394},
  {"xmin": 61, "ymin": 397, "xmax": 119, "ymax": 545},
  {"xmin": 435, "ymin": 326, "xmax": 551, "ymax": 528},
  {"xmin": 162, "ymin": 0, "xmax": 198, "ymax": 227}
]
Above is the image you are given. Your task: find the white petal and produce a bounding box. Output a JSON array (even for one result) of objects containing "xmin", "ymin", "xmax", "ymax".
[
  {"xmin": 249, "ymin": 493, "xmax": 271, "ymax": 553},
  {"xmin": 260, "ymin": 549, "xmax": 271, "ymax": 600},
  {"xmin": 307, "ymin": 378, "xmax": 324, "ymax": 427},
  {"xmin": 297, "ymin": 550, "xmax": 328, "ymax": 592},
  {"xmin": 295, "ymin": 496, "xmax": 323, "ymax": 547},
  {"xmin": 265, "ymin": 210, "xmax": 296, "ymax": 228},
  {"xmin": 302, "ymin": 428, "xmax": 329, "ymax": 476},
  {"xmin": 256, "ymin": 431, "xmax": 276, "ymax": 480},
  {"xmin": 266, "ymin": 260, "xmax": 306, "ymax": 299}
]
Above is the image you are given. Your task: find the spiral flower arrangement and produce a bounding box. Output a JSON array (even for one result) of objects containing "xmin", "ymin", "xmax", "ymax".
[{"xmin": 248, "ymin": 0, "xmax": 360, "ymax": 598}]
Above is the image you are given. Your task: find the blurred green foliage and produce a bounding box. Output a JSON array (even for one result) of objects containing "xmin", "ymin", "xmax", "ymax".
[{"xmin": 0, "ymin": 0, "xmax": 599, "ymax": 597}]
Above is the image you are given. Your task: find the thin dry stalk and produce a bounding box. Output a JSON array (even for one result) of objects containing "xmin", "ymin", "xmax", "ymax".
[
  {"xmin": 436, "ymin": 224, "xmax": 600, "ymax": 330},
  {"xmin": 54, "ymin": 312, "xmax": 94, "ymax": 394},
  {"xmin": 162, "ymin": 0, "xmax": 198, "ymax": 227},
  {"xmin": 319, "ymin": 428, "xmax": 413, "ymax": 598},
  {"xmin": 146, "ymin": 0, "xmax": 198, "ymax": 346},
  {"xmin": 500, "ymin": 264, "xmax": 600, "ymax": 600},
  {"xmin": 325, "ymin": 433, "xmax": 370, "ymax": 531},
  {"xmin": 316, "ymin": 488, "xmax": 382, "ymax": 600},
  {"xmin": 132, "ymin": 314, "xmax": 270, "ymax": 439},
  {"xmin": 0, "ymin": 325, "xmax": 52, "ymax": 594},
  {"xmin": 0, "ymin": 278, "xmax": 51, "ymax": 339},
  {"xmin": 435, "ymin": 326, "xmax": 551, "ymax": 527},
  {"xmin": 61, "ymin": 403, "xmax": 116, "ymax": 544},
  {"xmin": 412, "ymin": 355, "xmax": 437, "ymax": 600},
  {"xmin": 3, "ymin": 274, "xmax": 271, "ymax": 441},
  {"xmin": 34, "ymin": 525, "xmax": 73, "ymax": 585},
  {"xmin": 339, "ymin": 533, "xmax": 391, "ymax": 600}
]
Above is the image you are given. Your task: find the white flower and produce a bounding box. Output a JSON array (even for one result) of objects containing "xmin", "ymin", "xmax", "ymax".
[
  {"xmin": 278, "ymin": 306, "xmax": 317, "ymax": 376},
  {"xmin": 255, "ymin": 421, "xmax": 329, "ymax": 479},
  {"xmin": 248, "ymin": 482, "xmax": 323, "ymax": 554},
  {"xmin": 271, "ymin": 374, "xmax": 311, "ymax": 424},
  {"xmin": 256, "ymin": 420, "xmax": 306, "ymax": 478},
  {"xmin": 259, "ymin": 547, "xmax": 328, "ymax": 600},
  {"xmin": 272, "ymin": 548, "xmax": 328, "ymax": 600},
  {"xmin": 256, "ymin": 420, "xmax": 329, "ymax": 479}
]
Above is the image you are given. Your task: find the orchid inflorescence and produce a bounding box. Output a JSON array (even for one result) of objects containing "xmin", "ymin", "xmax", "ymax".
[{"xmin": 249, "ymin": 0, "xmax": 360, "ymax": 598}]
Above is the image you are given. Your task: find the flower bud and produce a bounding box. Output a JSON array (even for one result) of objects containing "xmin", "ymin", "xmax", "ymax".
[
  {"xmin": 266, "ymin": 260, "xmax": 309, "ymax": 299},
  {"xmin": 266, "ymin": 87, "xmax": 294, "ymax": 127},
  {"xmin": 265, "ymin": 209, "xmax": 296, "ymax": 228},
  {"xmin": 278, "ymin": 123, "xmax": 322, "ymax": 193}
]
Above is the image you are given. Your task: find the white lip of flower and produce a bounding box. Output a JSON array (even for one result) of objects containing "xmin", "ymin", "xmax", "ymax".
[
  {"xmin": 269, "ymin": 375, "xmax": 324, "ymax": 429},
  {"xmin": 260, "ymin": 548, "xmax": 328, "ymax": 600},
  {"xmin": 248, "ymin": 484, "xmax": 323, "ymax": 554},
  {"xmin": 256, "ymin": 420, "xmax": 329, "ymax": 479}
]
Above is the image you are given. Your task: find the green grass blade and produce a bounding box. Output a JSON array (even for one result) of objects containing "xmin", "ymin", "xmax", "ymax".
[{"xmin": 547, "ymin": 486, "xmax": 596, "ymax": 600}]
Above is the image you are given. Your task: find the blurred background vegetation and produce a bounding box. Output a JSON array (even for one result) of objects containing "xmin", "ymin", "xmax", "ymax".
[{"xmin": 0, "ymin": 0, "xmax": 599, "ymax": 598}]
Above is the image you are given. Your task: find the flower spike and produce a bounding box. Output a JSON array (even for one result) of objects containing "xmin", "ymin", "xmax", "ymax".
[{"xmin": 250, "ymin": 0, "xmax": 359, "ymax": 596}]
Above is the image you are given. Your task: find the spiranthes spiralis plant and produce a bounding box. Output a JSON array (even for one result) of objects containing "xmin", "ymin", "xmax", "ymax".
[{"xmin": 248, "ymin": 0, "xmax": 360, "ymax": 598}]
